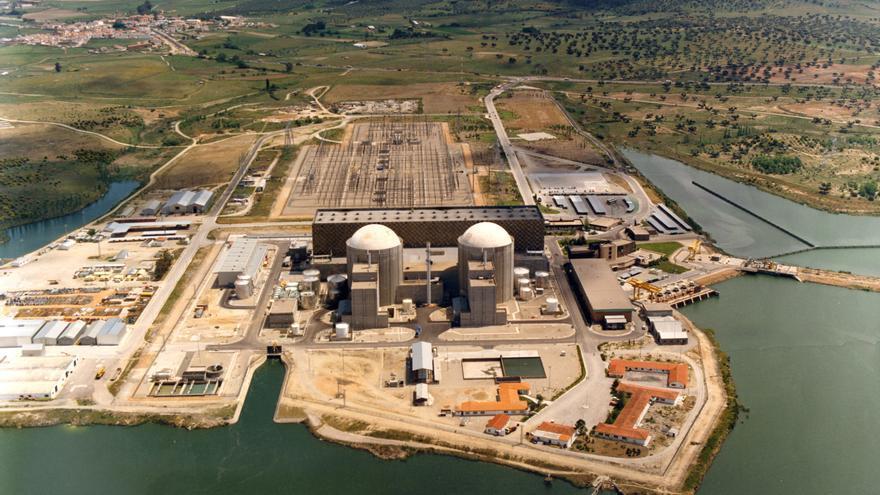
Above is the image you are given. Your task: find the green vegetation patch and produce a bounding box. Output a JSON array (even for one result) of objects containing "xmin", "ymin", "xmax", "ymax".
[{"xmin": 751, "ymin": 155, "xmax": 803, "ymax": 175}]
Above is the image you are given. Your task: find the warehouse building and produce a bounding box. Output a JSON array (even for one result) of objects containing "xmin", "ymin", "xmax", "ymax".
[
  {"xmin": 0, "ymin": 319, "xmax": 44, "ymax": 347},
  {"xmin": 647, "ymin": 315, "xmax": 688, "ymax": 345},
  {"xmin": 266, "ymin": 299, "xmax": 297, "ymax": 328},
  {"xmin": 96, "ymin": 318, "xmax": 128, "ymax": 345},
  {"xmin": 57, "ymin": 320, "xmax": 87, "ymax": 345},
  {"xmin": 215, "ymin": 238, "xmax": 269, "ymax": 287},
  {"xmin": 78, "ymin": 320, "xmax": 106, "ymax": 346},
  {"xmin": 0, "ymin": 356, "xmax": 78, "ymax": 401},
  {"xmin": 32, "ymin": 320, "xmax": 68, "ymax": 346},
  {"xmin": 140, "ymin": 199, "xmax": 162, "ymax": 216},
  {"xmin": 312, "ymin": 206, "xmax": 544, "ymax": 256},
  {"xmin": 568, "ymin": 259, "xmax": 633, "ymax": 329},
  {"xmin": 162, "ymin": 189, "xmax": 213, "ymax": 214},
  {"xmin": 409, "ymin": 342, "xmax": 435, "ymax": 383}
]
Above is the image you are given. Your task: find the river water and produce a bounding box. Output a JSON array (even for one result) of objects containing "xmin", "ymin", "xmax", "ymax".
[
  {"xmin": 627, "ymin": 148, "xmax": 880, "ymax": 493},
  {"xmin": 0, "ymin": 152, "xmax": 877, "ymax": 493},
  {"xmin": 0, "ymin": 180, "xmax": 140, "ymax": 261},
  {"xmin": 0, "ymin": 360, "xmax": 586, "ymax": 495}
]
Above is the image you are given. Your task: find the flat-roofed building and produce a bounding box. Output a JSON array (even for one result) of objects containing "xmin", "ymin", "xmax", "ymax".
[
  {"xmin": 568, "ymin": 259, "xmax": 633, "ymax": 329},
  {"xmin": 214, "ymin": 238, "xmax": 268, "ymax": 287},
  {"xmin": 0, "ymin": 356, "xmax": 78, "ymax": 401},
  {"xmin": 312, "ymin": 206, "xmax": 544, "ymax": 256},
  {"xmin": 648, "ymin": 315, "xmax": 688, "ymax": 345}
]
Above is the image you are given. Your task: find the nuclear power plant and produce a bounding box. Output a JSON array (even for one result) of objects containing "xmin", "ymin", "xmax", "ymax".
[{"xmin": 331, "ymin": 220, "xmax": 524, "ymax": 329}]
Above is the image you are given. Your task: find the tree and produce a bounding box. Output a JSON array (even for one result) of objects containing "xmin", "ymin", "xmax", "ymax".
[
  {"xmin": 136, "ymin": 1, "xmax": 153, "ymax": 15},
  {"xmin": 859, "ymin": 180, "xmax": 878, "ymax": 200},
  {"xmin": 152, "ymin": 250, "xmax": 174, "ymax": 280},
  {"xmin": 265, "ymin": 78, "xmax": 270, "ymax": 91},
  {"xmin": 284, "ymin": 61, "xmax": 293, "ymax": 73},
  {"xmin": 112, "ymin": 20, "xmax": 126, "ymax": 30},
  {"xmin": 54, "ymin": 62, "xmax": 62, "ymax": 73}
]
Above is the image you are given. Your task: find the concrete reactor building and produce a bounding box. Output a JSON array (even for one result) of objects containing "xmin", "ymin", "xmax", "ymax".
[
  {"xmin": 455, "ymin": 222, "xmax": 514, "ymax": 327},
  {"xmin": 345, "ymin": 224, "xmax": 403, "ymax": 307}
]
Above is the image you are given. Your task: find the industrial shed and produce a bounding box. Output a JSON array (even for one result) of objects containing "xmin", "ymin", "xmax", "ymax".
[
  {"xmin": 57, "ymin": 320, "xmax": 87, "ymax": 345},
  {"xmin": 96, "ymin": 318, "xmax": 127, "ymax": 345},
  {"xmin": 78, "ymin": 320, "xmax": 106, "ymax": 346},
  {"xmin": 410, "ymin": 342, "xmax": 434, "ymax": 383},
  {"xmin": 32, "ymin": 320, "xmax": 68, "ymax": 346},
  {"xmin": 568, "ymin": 259, "xmax": 633, "ymax": 329},
  {"xmin": 0, "ymin": 356, "xmax": 78, "ymax": 401},
  {"xmin": 0, "ymin": 319, "xmax": 44, "ymax": 347},
  {"xmin": 214, "ymin": 238, "xmax": 268, "ymax": 287},
  {"xmin": 140, "ymin": 199, "xmax": 162, "ymax": 216},
  {"xmin": 162, "ymin": 189, "xmax": 213, "ymax": 214}
]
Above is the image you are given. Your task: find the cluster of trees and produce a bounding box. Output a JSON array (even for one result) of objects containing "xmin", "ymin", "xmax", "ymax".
[
  {"xmin": 751, "ymin": 154, "xmax": 803, "ymax": 174},
  {"xmin": 152, "ymin": 250, "xmax": 175, "ymax": 280}
]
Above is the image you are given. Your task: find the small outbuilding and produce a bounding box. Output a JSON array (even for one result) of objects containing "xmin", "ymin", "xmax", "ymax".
[{"xmin": 410, "ymin": 342, "xmax": 434, "ymax": 383}]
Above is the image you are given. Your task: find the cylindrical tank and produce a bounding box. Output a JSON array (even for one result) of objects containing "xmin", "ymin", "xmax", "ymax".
[
  {"xmin": 457, "ymin": 222, "xmax": 514, "ymax": 303},
  {"xmin": 290, "ymin": 323, "xmax": 304, "ymax": 336},
  {"xmin": 335, "ymin": 322, "xmax": 350, "ymax": 339},
  {"xmin": 534, "ymin": 271, "xmax": 550, "ymax": 289},
  {"xmin": 546, "ymin": 297, "xmax": 559, "ymax": 313},
  {"xmin": 517, "ymin": 277, "xmax": 530, "ymax": 296},
  {"xmin": 514, "ymin": 267, "xmax": 530, "ymax": 280},
  {"xmin": 327, "ymin": 274, "xmax": 348, "ymax": 300},
  {"xmin": 300, "ymin": 290, "xmax": 317, "ymax": 309},
  {"xmin": 302, "ymin": 276, "xmax": 320, "ymax": 293},
  {"xmin": 346, "ymin": 224, "xmax": 403, "ymax": 306},
  {"xmin": 402, "ymin": 298, "xmax": 413, "ymax": 313},
  {"xmin": 303, "ymin": 268, "xmax": 320, "ymax": 279},
  {"xmin": 519, "ymin": 287, "xmax": 533, "ymax": 300},
  {"xmin": 234, "ymin": 275, "xmax": 253, "ymax": 299}
]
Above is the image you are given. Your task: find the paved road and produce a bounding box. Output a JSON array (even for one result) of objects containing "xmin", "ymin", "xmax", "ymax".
[{"xmin": 484, "ymin": 81, "xmax": 536, "ymax": 205}]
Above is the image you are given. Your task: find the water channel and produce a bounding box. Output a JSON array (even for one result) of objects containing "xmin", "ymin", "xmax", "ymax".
[{"xmin": 0, "ymin": 180, "xmax": 140, "ymax": 261}]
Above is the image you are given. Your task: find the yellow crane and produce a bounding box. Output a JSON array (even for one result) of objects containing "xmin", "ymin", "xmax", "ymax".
[
  {"xmin": 687, "ymin": 238, "xmax": 702, "ymax": 261},
  {"xmin": 629, "ymin": 278, "xmax": 661, "ymax": 300}
]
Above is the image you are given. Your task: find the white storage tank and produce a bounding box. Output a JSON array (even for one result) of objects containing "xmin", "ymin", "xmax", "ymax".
[
  {"xmin": 335, "ymin": 322, "xmax": 351, "ymax": 339},
  {"xmin": 514, "ymin": 267, "xmax": 530, "ymax": 280},
  {"xmin": 402, "ymin": 298, "xmax": 413, "ymax": 313},
  {"xmin": 517, "ymin": 277, "xmax": 531, "ymax": 295},
  {"xmin": 519, "ymin": 287, "xmax": 533, "ymax": 300},
  {"xmin": 545, "ymin": 297, "xmax": 559, "ymax": 313},
  {"xmin": 534, "ymin": 271, "xmax": 550, "ymax": 289},
  {"xmin": 290, "ymin": 323, "xmax": 304, "ymax": 336},
  {"xmin": 303, "ymin": 268, "xmax": 320, "ymax": 279},
  {"xmin": 234, "ymin": 274, "xmax": 254, "ymax": 299}
]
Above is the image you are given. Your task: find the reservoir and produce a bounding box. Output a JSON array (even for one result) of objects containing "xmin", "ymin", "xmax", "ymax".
[
  {"xmin": 0, "ymin": 360, "xmax": 586, "ymax": 495},
  {"xmin": 0, "ymin": 180, "xmax": 140, "ymax": 261}
]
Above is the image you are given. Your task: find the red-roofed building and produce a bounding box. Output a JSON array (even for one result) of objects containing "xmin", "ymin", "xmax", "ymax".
[
  {"xmin": 485, "ymin": 414, "xmax": 512, "ymax": 436},
  {"xmin": 456, "ymin": 382, "xmax": 531, "ymax": 416},
  {"xmin": 606, "ymin": 359, "xmax": 689, "ymax": 389},
  {"xmin": 593, "ymin": 383, "xmax": 682, "ymax": 446},
  {"xmin": 530, "ymin": 421, "xmax": 577, "ymax": 449}
]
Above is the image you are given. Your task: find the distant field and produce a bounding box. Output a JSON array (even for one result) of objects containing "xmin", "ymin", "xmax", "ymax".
[
  {"xmin": 323, "ymin": 81, "xmax": 485, "ymax": 114},
  {"xmin": 152, "ymin": 133, "xmax": 258, "ymax": 190},
  {"xmin": 0, "ymin": 123, "xmax": 122, "ymax": 160}
]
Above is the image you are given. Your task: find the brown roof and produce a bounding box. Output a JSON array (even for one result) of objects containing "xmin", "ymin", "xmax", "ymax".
[
  {"xmin": 534, "ymin": 421, "xmax": 576, "ymax": 442},
  {"xmin": 486, "ymin": 414, "xmax": 511, "ymax": 430},
  {"xmin": 594, "ymin": 383, "xmax": 680, "ymax": 442},
  {"xmin": 457, "ymin": 382, "xmax": 530, "ymax": 413},
  {"xmin": 607, "ymin": 359, "xmax": 689, "ymax": 388}
]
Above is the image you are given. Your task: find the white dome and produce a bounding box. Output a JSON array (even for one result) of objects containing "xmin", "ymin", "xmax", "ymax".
[
  {"xmin": 458, "ymin": 222, "xmax": 512, "ymax": 249},
  {"xmin": 347, "ymin": 224, "xmax": 401, "ymax": 251}
]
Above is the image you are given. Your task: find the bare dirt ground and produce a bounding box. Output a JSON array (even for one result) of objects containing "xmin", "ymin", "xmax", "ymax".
[
  {"xmin": 323, "ymin": 82, "xmax": 479, "ymax": 114},
  {"xmin": 497, "ymin": 93, "xmax": 570, "ymax": 132},
  {"xmin": 22, "ymin": 8, "xmax": 81, "ymax": 21},
  {"xmin": 152, "ymin": 133, "xmax": 258, "ymax": 189},
  {"xmin": 768, "ymin": 64, "xmax": 873, "ymax": 85}
]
